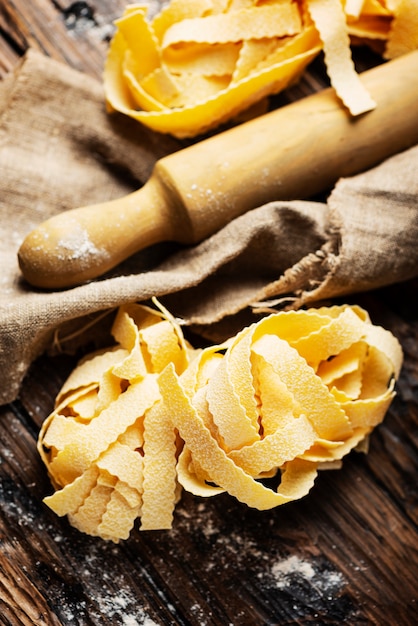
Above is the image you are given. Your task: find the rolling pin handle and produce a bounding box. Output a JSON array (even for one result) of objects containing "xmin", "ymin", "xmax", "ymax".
[{"xmin": 17, "ymin": 175, "xmax": 186, "ymax": 289}]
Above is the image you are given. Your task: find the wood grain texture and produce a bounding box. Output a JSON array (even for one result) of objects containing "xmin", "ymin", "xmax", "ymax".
[
  {"xmin": 0, "ymin": 0, "xmax": 130, "ymax": 78},
  {"xmin": 1, "ymin": 2, "xmax": 417, "ymax": 625}
]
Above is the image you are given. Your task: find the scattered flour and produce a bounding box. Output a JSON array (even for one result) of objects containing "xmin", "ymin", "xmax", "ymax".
[
  {"xmin": 268, "ymin": 554, "xmax": 346, "ymax": 598},
  {"xmin": 175, "ymin": 502, "xmax": 347, "ymax": 599},
  {"xmin": 271, "ymin": 555, "xmax": 315, "ymax": 589}
]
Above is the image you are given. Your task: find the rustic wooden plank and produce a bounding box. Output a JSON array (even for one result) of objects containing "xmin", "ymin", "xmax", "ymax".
[
  {"xmin": 0, "ymin": 0, "xmax": 124, "ymax": 79},
  {"xmin": 0, "ymin": 550, "xmax": 62, "ymax": 626}
]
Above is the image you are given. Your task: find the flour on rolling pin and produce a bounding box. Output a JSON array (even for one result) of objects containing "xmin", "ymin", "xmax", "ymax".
[
  {"xmin": 53, "ymin": 227, "xmax": 109, "ymax": 267},
  {"xmin": 18, "ymin": 50, "xmax": 418, "ymax": 289}
]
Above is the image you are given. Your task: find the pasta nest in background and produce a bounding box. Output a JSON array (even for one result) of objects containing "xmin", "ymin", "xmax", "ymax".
[{"xmin": 104, "ymin": 0, "xmax": 418, "ymax": 137}]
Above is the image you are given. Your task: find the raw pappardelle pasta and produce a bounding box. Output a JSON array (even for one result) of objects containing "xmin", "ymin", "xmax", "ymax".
[
  {"xmin": 104, "ymin": 0, "xmax": 418, "ymax": 137},
  {"xmin": 38, "ymin": 301, "xmax": 403, "ymax": 541}
]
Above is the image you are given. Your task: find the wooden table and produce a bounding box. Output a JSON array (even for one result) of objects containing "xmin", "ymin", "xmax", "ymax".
[{"xmin": 1, "ymin": 2, "xmax": 417, "ymax": 624}]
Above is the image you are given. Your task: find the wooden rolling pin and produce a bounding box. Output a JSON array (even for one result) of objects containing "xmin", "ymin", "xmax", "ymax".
[{"xmin": 18, "ymin": 50, "xmax": 418, "ymax": 289}]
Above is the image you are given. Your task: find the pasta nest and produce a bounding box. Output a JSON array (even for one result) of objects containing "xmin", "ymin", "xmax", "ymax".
[
  {"xmin": 38, "ymin": 301, "xmax": 402, "ymax": 541},
  {"xmin": 104, "ymin": 0, "xmax": 418, "ymax": 137}
]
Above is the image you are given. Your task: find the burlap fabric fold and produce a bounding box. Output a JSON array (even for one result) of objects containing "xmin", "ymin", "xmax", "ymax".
[{"xmin": 1, "ymin": 50, "xmax": 417, "ymax": 404}]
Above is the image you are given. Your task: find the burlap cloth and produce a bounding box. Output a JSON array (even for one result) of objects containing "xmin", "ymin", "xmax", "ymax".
[{"xmin": 1, "ymin": 49, "xmax": 417, "ymax": 404}]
